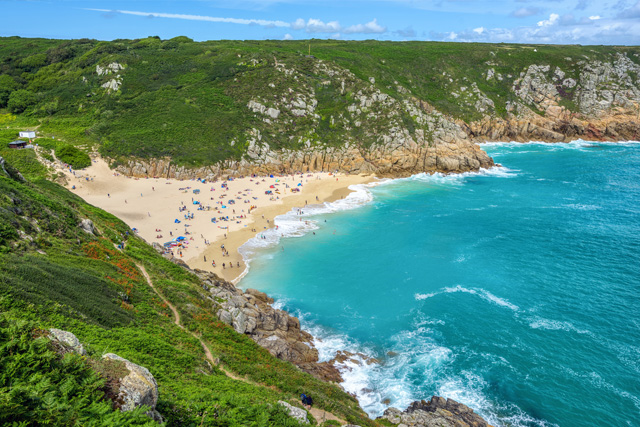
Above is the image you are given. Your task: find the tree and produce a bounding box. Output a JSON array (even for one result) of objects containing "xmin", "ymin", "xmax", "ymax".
[
  {"xmin": 0, "ymin": 75, "xmax": 18, "ymax": 108},
  {"xmin": 7, "ymin": 89, "xmax": 37, "ymax": 113}
]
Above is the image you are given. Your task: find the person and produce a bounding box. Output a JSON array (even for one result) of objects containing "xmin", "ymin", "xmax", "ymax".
[
  {"xmin": 237, "ymin": 261, "xmax": 240, "ymax": 268},
  {"xmin": 301, "ymin": 394, "xmax": 313, "ymax": 410},
  {"xmin": 222, "ymin": 263, "xmax": 225, "ymax": 269}
]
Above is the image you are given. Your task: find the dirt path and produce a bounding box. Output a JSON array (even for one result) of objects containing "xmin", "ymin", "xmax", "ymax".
[
  {"xmin": 136, "ymin": 262, "xmax": 348, "ymax": 424},
  {"xmin": 310, "ymin": 407, "xmax": 347, "ymax": 425},
  {"xmin": 137, "ymin": 263, "xmax": 181, "ymax": 327}
]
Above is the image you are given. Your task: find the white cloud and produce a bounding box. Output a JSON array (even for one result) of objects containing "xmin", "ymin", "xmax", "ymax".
[
  {"xmin": 537, "ymin": 13, "xmax": 560, "ymax": 27},
  {"xmin": 510, "ymin": 7, "xmax": 541, "ymax": 18},
  {"xmin": 85, "ymin": 8, "xmax": 385, "ymax": 35},
  {"xmin": 283, "ymin": 33, "xmax": 293, "ymax": 40},
  {"xmin": 589, "ymin": 15, "xmax": 601, "ymax": 20},
  {"xmin": 296, "ymin": 18, "xmax": 341, "ymax": 33},
  {"xmin": 293, "ymin": 18, "xmax": 385, "ymax": 34},
  {"xmin": 344, "ymin": 19, "xmax": 386, "ymax": 34},
  {"xmin": 473, "ymin": 27, "xmax": 485, "ymax": 34},
  {"xmin": 431, "ymin": 12, "xmax": 640, "ymax": 45},
  {"xmin": 85, "ymin": 8, "xmax": 290, "ymax": 27}
]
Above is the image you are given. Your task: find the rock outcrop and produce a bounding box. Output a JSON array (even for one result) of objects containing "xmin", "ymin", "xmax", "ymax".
[
  {"xmin": 102, "ymin": 353, "xmax": 163, "ymax": 422},
  {"xmin": 278, "ymin": 401, "xmax": 309, "ymax": 424},
  {"xmin": 48, "ymin": 328, "xmax": 87, "ymax": 356},
  {"xmin": 44, "ymin": 329, "xmax": 163, "ymax": 422},
  {"xmin": 78, "ymin": 218, "xmax": 95, "ymax": 235},
  {"xmin": 194, "ymin": 269, "xmax": 343, "ymax": 382},
  {"xmin": 382, "ymin": 396, "xmax": 491, "ymax": 427},
  {"xmin": 111, "ymin": 51, "xmax": 640, "ymax": 181}
]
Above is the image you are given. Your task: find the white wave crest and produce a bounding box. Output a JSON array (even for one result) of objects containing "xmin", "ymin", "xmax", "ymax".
[
  {"xmin": 405, "ymin": 166, "xmax": 517, "ymax": 186},
  {"xmin": 528, "ymin": 317, "xmax": 591, "ymax": 335},
  {"xmin": 481, "ymin": 139, "xmax": 640, "ymax": 151},
  {"xmin": 415, "ymin": 285, "xmax": 519, "ymax": 312}
]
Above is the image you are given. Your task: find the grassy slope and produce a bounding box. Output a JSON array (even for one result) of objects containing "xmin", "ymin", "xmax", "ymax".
[
  {"xmin": 1, "ymin": 37, "xmax": 639, "ymax": 169},
  {"xmin": 0, "ymin": 159, "xmax": 374, "ymax": 426}
]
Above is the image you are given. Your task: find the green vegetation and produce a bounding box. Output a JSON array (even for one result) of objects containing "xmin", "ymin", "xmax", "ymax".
[
  {"xmin": 55, "ymin": 144, "xmax": 91, "ymax": 169},
  {"xmin": 0, "ymin": 157, "xmax": 377, "ymax": 426},
  {"xmin": 1, "ymin": 36, "xmax": 638, "ymax": 170}
]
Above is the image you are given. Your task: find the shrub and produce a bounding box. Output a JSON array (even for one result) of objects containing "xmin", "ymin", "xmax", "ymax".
[
  {"xmin": 7, "ymin": 89, "xmax": 37, "ymax": 113},
  {"xmin": 56, "ymin": 144, "xmax": 91, "ymax": 169}
]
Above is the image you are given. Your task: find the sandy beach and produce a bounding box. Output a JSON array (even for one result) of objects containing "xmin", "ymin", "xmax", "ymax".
[{"xmin": 54, "ymin": 155, "xmax": 374, "ymax": 282}]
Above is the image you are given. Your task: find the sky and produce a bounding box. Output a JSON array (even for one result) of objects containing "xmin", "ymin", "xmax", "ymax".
[{"xmin": 1, "ymin": 0, "xmax": 639, "ymax": 45}]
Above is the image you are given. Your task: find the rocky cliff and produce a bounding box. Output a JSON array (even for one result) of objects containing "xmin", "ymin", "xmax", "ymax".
[
  {"xmin": 187, "ymin": 265, "xmax": 344, "ymax": 383},
  {"xmin": 112, "ymin": 49, "xmax": 639, "ymax": 179}
]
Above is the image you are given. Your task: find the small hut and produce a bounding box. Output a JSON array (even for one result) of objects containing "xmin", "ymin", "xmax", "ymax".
[{"xmin": 8, "ymin": 140, "xmax": 27, "ymax": 149}]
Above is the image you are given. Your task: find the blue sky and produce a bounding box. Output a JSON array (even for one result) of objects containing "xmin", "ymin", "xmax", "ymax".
[{"xmin": 2, "ymin": 0, "xmax": 639, "ymax": 44}]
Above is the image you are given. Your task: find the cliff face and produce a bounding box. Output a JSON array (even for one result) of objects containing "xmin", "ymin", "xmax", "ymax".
[
  {"xmin": 468, "ymin": 53, "xmax": 640, "ymax": 143},
  {"xmin": 3, "ymin": 38, "xmax": 637, "ymax": 179},
  {"xmin": 113, "ymin": 50, "xmax": 639, "ymax": 179}
]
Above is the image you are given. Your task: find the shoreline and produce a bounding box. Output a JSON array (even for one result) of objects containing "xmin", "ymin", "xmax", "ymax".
[{"xmin": 53, "ymin": 154, "xmax": 376, "ymax": 282}]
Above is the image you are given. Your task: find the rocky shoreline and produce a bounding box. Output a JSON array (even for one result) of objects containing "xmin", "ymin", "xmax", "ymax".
[{"xmin": 162, "ymin": 254, "xmax": 493, "ymax": 426}]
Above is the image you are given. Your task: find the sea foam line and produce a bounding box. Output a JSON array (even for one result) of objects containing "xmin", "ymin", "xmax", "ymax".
[
  {"xmin": 481, "ymin": 139, "xmax": 640, "ymax": 150},
  {"xmin": 415, "ymin": 285, "xmax": 520, "ymax": 312}
]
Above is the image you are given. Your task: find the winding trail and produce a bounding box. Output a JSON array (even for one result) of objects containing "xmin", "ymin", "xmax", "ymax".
[
  {"xmin": 135, "ymin": 262, "xmax": 347, "ymax": 425},
  {"xmin": 136, "ymin": 263, "xmax": 214, "ymax": 365}
]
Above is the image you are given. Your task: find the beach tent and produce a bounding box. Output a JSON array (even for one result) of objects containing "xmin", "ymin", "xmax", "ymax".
[
  {"xmin": 270, "ymin": 174, "xmax": 274, "ymax": 178},
  {"xmin": 270, "ymin": 185, "xmax": 275, "ymax": 188},
  {"xmin": 174, "ymin": 219, "xmax": 181, "ymax": 223},
  {"xmin": 297, "ymin": 183, "xmax": 303, "ymax": 186},
  {"xmin": 176, "ymin": 236, "xmax": 186, "ymax": 241}
]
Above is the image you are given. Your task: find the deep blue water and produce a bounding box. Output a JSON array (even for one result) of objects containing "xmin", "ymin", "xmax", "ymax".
[{"xmin": 239, "ymin": 141, "xmax": 640, "ymax": 427}]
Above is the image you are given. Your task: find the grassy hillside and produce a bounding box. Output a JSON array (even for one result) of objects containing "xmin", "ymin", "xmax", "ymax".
[
  {"xmin": 0, "ymin": 36, "xmax": 638, "ymax": 169},
  {"xmin": 0, "ymin": 157, "xmax": 377, "ymax": 426}
]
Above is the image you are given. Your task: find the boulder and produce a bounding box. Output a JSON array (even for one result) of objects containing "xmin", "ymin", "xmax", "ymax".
[
  {"xmin": 277, "ymin": 401, "xmax": 309, "ymax": 424},
  {"xmin": 48, "ymin": 328, "xmax": 87, "ymax": 356},
  {"xmin": 102, "ymin": 353, "xmax": 163, "ymax": 422},
  {"xmin": 79, "ymin": 219, "xmax": 95, "ymax": 235}
]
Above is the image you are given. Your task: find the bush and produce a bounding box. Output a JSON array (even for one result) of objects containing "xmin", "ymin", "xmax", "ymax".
[
  {"xmin": 7, "ymin": 89, "xmax": 37, "ymax": 113},
  {"xmin": 0, "ymin": 316, "xmax": 154, "ymax": 426},
  {"xmin": 0, "ymin": 75, "xmax": 18, "ymax": 108},
  {"xmin": 56, "ymin": 144, "xmax": 91, "ymax": 169}
]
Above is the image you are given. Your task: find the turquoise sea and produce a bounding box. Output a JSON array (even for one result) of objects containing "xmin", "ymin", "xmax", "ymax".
[{"xmin": 239, "ymin": 140, "xmax": 640, "ymax": 427}]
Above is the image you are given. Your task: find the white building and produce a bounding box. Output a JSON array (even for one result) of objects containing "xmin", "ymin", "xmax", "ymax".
[{"xmin": 19, "ymin": 131, "xmax": 36, "ymax": 139}]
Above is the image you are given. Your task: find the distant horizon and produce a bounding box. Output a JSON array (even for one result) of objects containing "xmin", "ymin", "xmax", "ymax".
[
  {"xmin": 2, "ymin": 34, "xmax": 639, "ymax": 48},
  {"xmin": 2, "ymin": 0, "xmax": 639, "ymax": 46}
]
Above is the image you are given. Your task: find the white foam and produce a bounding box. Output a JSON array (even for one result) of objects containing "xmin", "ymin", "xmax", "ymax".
[
  {"xmin": 528, "ymin": 317, "xmax": 591, "ymax": 335},
  {"xmin": 481, "ymin": 139, "xmax": 640, "ymax": 152},
  {"xmin": 438, "ymin": 372, "xmax": 555, "ymax": 427},
  {"xmin": 405, "ymin": 166, "xmax": 517, "ymax": 186},
  {"xmin": 415, "ymin": 285, "xmax": 519, "ymax": 312},
  {"xmin": 415, "ymin": 292, "xmax": 437, "ymax": 300},
  {"xmin": 238, "ymin": 181, "xmax": 381, "ymax": 276}
]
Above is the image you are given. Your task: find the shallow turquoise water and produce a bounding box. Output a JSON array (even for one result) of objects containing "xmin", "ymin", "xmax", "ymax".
[{"xmin": 239, "ymin": 141, "xmax": 640, "ymax": 427}]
